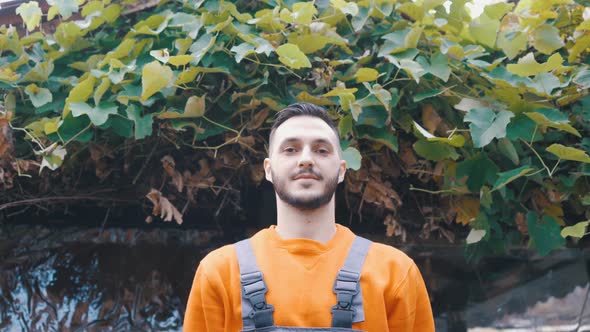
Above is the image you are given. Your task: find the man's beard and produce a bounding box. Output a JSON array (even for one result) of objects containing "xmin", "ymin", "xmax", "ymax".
[{"xmin": 272, "ymin": 169, "xmax": 340, "ymax": 210}]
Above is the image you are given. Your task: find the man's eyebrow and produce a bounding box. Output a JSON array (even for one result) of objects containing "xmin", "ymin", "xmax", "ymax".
[{"xmin": 278, "ymin": 137, "xmax": 334, "ymax": 146}]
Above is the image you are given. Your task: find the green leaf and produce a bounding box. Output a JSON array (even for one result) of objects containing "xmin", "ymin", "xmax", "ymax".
[
  {"xmin": 413, "ymin": 121, "xmax": 465, "ymax": 147},
  {"xmin": 355, "ymin": 68, "xmax": 379, "ymax": 82},
  {"xmin": 231, "ymin": 43, "xmax": 256, "ymax": 63},
  {"xmin": 533, "ymin": 25, "xmax": 565, "ymax": 54},
  {"xmin": 141, "ymin": 61, "xmax": 174, "ymax": 101},
  {"xmin": 47, "ymin": 0, "xmax": 78, "ymax": 19},
  {"xmin": 98, "ymin": 116, "xmax": 133, "ymax": 138},
  {"xmin": 413, "ymin": 140, "xmax": 459, "ymax": 161},
  {"xmin": 464, "ymin": 108, "xmax": 514, "ymax": 148},
  {"xmin": 24, "ymin": 84, "xmax": 52, "ymax": 107},
  {"xmin": 55, "ymin": 113, "xmax": 93, "ymax": 143},
  {"xmin": 351, "ymin": 5, "xmax": 369, "ymax": 32},
  {"xmin": 36, "ymin": 143, "xmax": 67, "ymax": 172},
  {"xmin": 498, "ymin": 31, "xmax": 528, "ymax": 59},
  {"xmin": 561, "ymin": 221, "xmax": 589, "ymax": 238},
  {"xmin": 70, "ymin": 102, "xmax": 118, "ymax": 126},
  {"xmin": 21, "ymin": 61, "xmax": 54, "ymax": 83},
  {"xmin": 573, "ymin": 68, "xmax": 590, "ymax": 88},
  {"xmin": 527, "ymin": 212, "xmax": 565, "ymax": 256},
  {"xmin": 428, "ymin": 52, "xmax": 451, "ymax": 82},
  {"xmin": 469, "ymin": 13, "xmax": 499, "ymax": 48},
  {"xmin": 524, "ymin": 108, "xmax": 581, "ymax": 137},
  {"xmin": 342, "ymin": 147, "xmax": 362, "ymax": 170},
  {"xmin": 484, "ymin": 2, "xmax": 514, "ymax": 19},
  {"xmin": 169, "ymin": 12, "xmax": 202, "ymax": 39},
  {"xmin": 506, "ymin": 113, "xmax": 543, "ymax": 142},
  {"xmin": 64, "ymin": 76, "xmax": 96, "ymax": 116},
  {"xmin": 189, "ymin": 33, "xmax": 216, "ymax": 66},
  {"xmin": 398, "ymin": 2, "xmax": 424, "ymax": 22},
  {"xmin": 291, "ymin": 2, "xmax": 317, "ymax": 25},
  {"xmin": 456, "ymin": 154, "xmax": 499, "ymax": 192},
  {"xmin": 466, "ymin": 229, "xmax": 487, "ymax": 244},
  {"xmin": 126, "ymin": 104, "xmax": 153, "ymax": 140},
  {"xmin": 546, "ymin": 144, "xmax": 590, "ymax": 163},
  {"xmin": 338, "ymin": 115, "xmax": 353, "ymax": 137},
  {"xmin": 413, "ymin": 89, "xmax": 442, "ymax": 102},
  {"xmin": 169, "ymin": 55, "xmax": 196, "ymax": 67},
  {"xmin": 331, "ymin": 0, "xmax": 359, "ymax": 16},
  {"xmin": 480, "ymin": 186, "xmax": 493, "ymax": 208},
  {"xmin": 569, "ymin": 34, "xmax": 590, "ymax": 63},
  {"xmin": 357, "ymin": 125, "xmax": 398, "ymax": 152},
  {"xmin": 497, "ymin": 138, "xmax": 519, "ymax": 165},
  {"xmin": 528, "ymin": 72, "xmax": 564, "ymax": 96},
  {"xmin": 150, "ymin": 49, "xmax": 170, "ymax": 63},
  {"xmin": 507, "ymin": 53, "xmax": 563, "ymax": 77},
  {"xmin": 94, "ymin": 77, "xmax": 111, "ymax": 106},
  {"xmin": 491, "ymin": 165, "xmax": 533, "ymax": 191},
  {"xmin": 276, "ymin": 43, "xmax": 311, "ymax": 69},
  {"xmin": 159, "ymin": 95, "xmax": 206, "ymax": 119},
  {"xmin": 16, "ymin": 1, "xmax": 42, "ymax": 32}
]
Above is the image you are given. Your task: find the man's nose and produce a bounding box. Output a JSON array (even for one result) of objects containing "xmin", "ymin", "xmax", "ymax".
[{"xmin": 298, "ymin": 148, "xmax": 314, "ymax": 168}]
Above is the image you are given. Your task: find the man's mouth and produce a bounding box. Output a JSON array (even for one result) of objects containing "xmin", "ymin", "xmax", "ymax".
[{"xmin": 293, "ymin": 173, "xmax": 320, "ymax": 180}]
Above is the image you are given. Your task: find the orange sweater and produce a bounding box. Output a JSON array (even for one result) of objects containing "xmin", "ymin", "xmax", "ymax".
[{"xmin": 184, "ymin": 224, "xmax": 435, "ymax": 331}]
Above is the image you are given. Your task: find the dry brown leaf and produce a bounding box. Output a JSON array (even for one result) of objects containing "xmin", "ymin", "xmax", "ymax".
[
  {"xmin": 145, "ymin": 189, "xmax": 184, "ymax": 224},
  {"xmin": 515, "ymin": 212, "xmax": 528, "ymax": 235},
  {"xmin": 247, "ymin": 108, "xmax": 270, "ymax": 130},
  {"xmin": 250, "ymin": 163, "xmax": 265, "ymax": 185},
  {"xmin": 384, "ymin": 214, "xmax": 407, "ymax": 242},
  {"xmin": 530, "ymin": 188, "xmax": 551, "ymax": 209},
  {"xmin": 376, "ymin": 151, "xmax": 400, "ymax": 178},
  {"xmin": 544, "ymin": 204, "xmax": 565, "ymax": 226},
  {"xmin": 161, "ymin": 155, "xmax": 176, "ymax": 177},
  {"xmin": 95, "ymin": 160, "xmax": 113, "ymax": 181},
  {"xmin": 89, "ymin": 144, "xmax": 114, "ymax": 161},
  {"xmin": 0, "ymin": 167, "xmax": 13, "ymax": 189},
  {"xmin": 422, "ymin": 104, "xmax": 442, "ymax": 134},
  {"xmin": 238, "ymin": 135, "xmax": 256, "ymax": 149},
  {"xmin": 439, "ymin": 228, "xmax": 455, "ymax": 243},
  {"xmin": 161, "ymin": 155, "xmax": 183, "ymax": 192},
  {"xmin": 0, "ymin": 115, "xmax": 14, "ymax": 162},
  {"xmin": 345, "ymin": 168, "xmax": 368, "ymax": 193},
  {"xmin": 364, "ymin": 179, "xmax": 402, "ymax": 212},
  {"xmin": 453, "ymin": 197, "xmax": 480, "ymax": 225},
  {"xmin": 547, "ymin": 189, "xmax": 563, "ymax": 203},
  {"xmin": 398, "ymin": 142, "xmax": 418, "ymax": 168},
  {"xmin": 11, "ymin": 159, "xmax": 39, "ymax": 173}
]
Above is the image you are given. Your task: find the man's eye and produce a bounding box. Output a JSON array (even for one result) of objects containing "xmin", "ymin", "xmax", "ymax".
[
  {"xmin": 317, "ymin": 148, "xmax": 329, "ymax": 154},
  {"xmin": 284, "ymin": 147, "xmax": 296, "ymax": 153}
]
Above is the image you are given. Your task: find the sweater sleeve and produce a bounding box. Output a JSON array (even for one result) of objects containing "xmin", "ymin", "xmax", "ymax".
[
  {"xmin": 183, "ymin": 262, "xmax": 227, "ymax": 332},
  {"xmin": 386, "ymin": 262, "xmax": 435, "ymax": 332}
]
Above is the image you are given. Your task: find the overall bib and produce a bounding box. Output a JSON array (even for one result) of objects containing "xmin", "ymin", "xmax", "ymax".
[{"xmin": 234, "ymin": 236, "xmax": 372, "ymax": 332}]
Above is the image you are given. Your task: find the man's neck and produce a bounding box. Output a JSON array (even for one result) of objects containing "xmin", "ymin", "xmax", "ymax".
[{"xmin": 274, "ymin": 196, "xmax": 337, "ymax": 243}]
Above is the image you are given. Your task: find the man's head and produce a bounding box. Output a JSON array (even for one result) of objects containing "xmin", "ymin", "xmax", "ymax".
[{"xmin": 264, "ymin": 103, "xmax": 347, "ymax": 210}]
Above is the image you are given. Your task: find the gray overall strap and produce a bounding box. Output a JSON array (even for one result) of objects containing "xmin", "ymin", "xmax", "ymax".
[
  {"xmin": 331, "ymin": 236, "xmax": 372, "ymax": 328},
  {"xmin": 235, "ymin": 238, "xmax": 275, "ymax": 331}
]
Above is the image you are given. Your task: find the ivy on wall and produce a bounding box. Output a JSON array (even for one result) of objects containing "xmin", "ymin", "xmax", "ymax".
[{"xmin": 1, "ymin": 0, "xmax": 590, "ymax": 257}]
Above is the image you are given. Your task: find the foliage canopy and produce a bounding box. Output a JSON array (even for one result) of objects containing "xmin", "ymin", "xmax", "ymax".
[{"xmin": 2, "ymin": 0, "xmax": 590, "ymax": 258}]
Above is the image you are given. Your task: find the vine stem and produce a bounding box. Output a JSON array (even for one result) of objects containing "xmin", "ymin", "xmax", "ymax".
[
  {"xmin": 409, "ymin": 185, "xmax": 465, "ymax": 195},
  {"xmin": 519, "ymin": 138, "xmax": 558, "ymax": 177},
  {"xmin": 203, "ymin": 115, "xmax": 239, "ymax": 134}
]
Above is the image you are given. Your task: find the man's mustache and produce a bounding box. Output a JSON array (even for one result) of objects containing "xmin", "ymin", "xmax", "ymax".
[{"xmin": 291, "ymin": 170, "xmax": 323, "ymax": 180}]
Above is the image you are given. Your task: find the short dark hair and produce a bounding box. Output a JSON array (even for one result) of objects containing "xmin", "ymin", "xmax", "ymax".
[{"xmin": 269, "ymin": 103, "xmax": 339, "ymax": 147}]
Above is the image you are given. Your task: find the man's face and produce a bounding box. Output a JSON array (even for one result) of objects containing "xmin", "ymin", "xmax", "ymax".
[{"xmin": 264, "ymin": 116, "xmax": 347, "ymax": 210}]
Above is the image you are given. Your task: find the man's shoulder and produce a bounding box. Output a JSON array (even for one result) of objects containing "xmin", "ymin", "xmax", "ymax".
[
  {"xmin": 199, "ymin": 243, "xmax": 238, "ymax": 275},
  {"xmin": 364, "ymin": 239, "xmax": 416, "ymax": 274}
]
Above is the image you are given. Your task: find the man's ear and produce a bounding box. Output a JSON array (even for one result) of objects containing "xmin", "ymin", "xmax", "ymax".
[
  {"xmin": 264, "ymin": 158, "xmax": 273, "ymax": 183},
  {"xmin": 338, "ymin": 160, "xmax": 347, "ymax": 183}
]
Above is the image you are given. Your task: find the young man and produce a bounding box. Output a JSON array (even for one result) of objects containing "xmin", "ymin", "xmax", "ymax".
[{"xmin": 184, "ymin": 103, "xmax": 435, "ymax": 331}]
